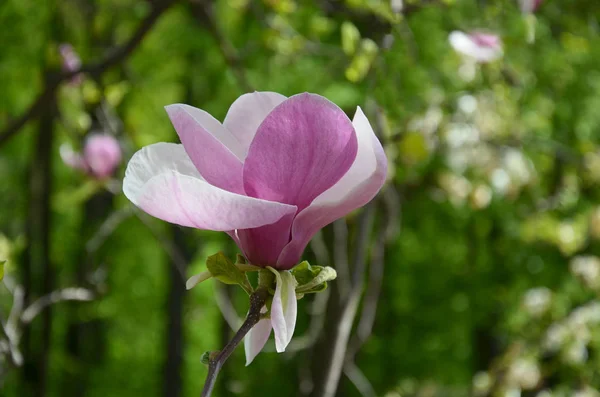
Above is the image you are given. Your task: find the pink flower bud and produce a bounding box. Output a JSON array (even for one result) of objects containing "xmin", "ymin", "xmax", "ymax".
[
  {"xmin": 61, "ymin": 134, "xmax": 122, "ymax": 179},
  {"xmin": 59, "ymin": 43, "xmax": 83, "ymax": 85}
]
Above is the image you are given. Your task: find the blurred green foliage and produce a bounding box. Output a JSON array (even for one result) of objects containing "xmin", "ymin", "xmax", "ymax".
[{"xmin": 2, "ymin": 0, "xmax": 600, "ymax": 396}]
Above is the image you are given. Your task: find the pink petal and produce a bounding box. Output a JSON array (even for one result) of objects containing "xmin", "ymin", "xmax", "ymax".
[
  {"xmin": 223, "ymin": 91, "xmax": 287, "ymax": 157},
  {"xmin": 277, "ymin": 107, "xmax": 387, "ymax": 268},
  {"xmin": 235, "ymin": 214, "xmax": 296, "ymax": 267},
  {"xmin": 268, "ymin": 268, "xmax": 297, "ymax": 352},
  {"xmin": 123, "ymin": 143, "xmax": 297, "ymax": 231},
  {"xmin": 244, "ymin": 315, "xmax": 272, "ymax": 366},
  {"xmin": 449, "ymin": 31, "xmax": 503, "ymax": 63},
  {"xmin": 60, "ymin": 144, "xmax": 86, "ymax": 171},
  {"xmin": 243, "ymin": 93, "xmax": 358, "ymax": 211},
  {"xmin": 165, "ymin": 104, "xmax": 245, "ymax": 194},
  {"xmin": 83, "ymin": 134, "xmax": 122, "ymax": 178}
]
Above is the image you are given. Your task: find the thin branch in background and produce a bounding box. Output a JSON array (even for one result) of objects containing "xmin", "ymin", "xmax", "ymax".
[
  {"xmin": 189, "ymin": 0, "xmax": 253, "ymax": 93},
  {"xmin": 20, "ymin": 288, "xmax": 95, "ymax": 325},
  {"xmin": 214, "ymin": 283, "xmax": 243, "ymax": 332},
  {"xmin": 343, "ymin": 361, "xmax": 376, "ymax": 397},
  {"xmin": 0, "ymin": 0, "xmax": 176, "ymax": 147},
  {"xmin": 333, "ymin": 219, "xmax": 351, "ymax": 297},
  {"xmin": 310, "ymin": 231, "xmax": 330, "ymax": 266},
  {"xmin": 85, "ymin": 207, "xmax": 134, "ymax": 254},
  {"xmin": 134, "ymin": 211, "xmax": 188, "ymax": 282},
  {"xmin": 312, "ymin": 203, "xmax": 377, "ymax": 397}
]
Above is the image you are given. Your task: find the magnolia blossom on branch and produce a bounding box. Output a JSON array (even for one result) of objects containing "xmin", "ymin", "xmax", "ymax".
[
  {"xmin": 61, "ymin": 133, "xmax": 122, "ymax": 179},
  {"xmin": 449, "ymin": 31, "xmax": 503, "ymax": 63},
  {"xmin": 123, "ymin": 92, "xmax": 387, "ymax": 364}
]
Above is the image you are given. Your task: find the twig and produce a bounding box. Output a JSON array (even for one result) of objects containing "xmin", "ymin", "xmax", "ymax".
[
  {"xmin": 20, "ymin": 288, "xmax": 95, "ymax": 325},
  {"xmin": 0, "ymin": 0, "xmax": 176, "ymax": 147},
  {"xmin": 343, "ymin": 361, "xmax": 376, "ymax": 397},
  {"xmin": 214, "ymin": 283, "xmax": 243, "ymax": 332},
  {"xmin": 312, "ymin": 203, "xmax": 376, "ymax": 397},
  {"xmin": 135, "ymin": 211, "xmax": 188, "ymax": 282},
  {"xmin": 188, "ymin": 1, "xmax": 253, "ymax": 92},
  {"xmin": 309, "ymin": 231, "xmax": 330, "ymax": 266},
  {"xmin": 333, "ymin": 220, "xmax": 351, "ymax": 298},
  {"xmin": 85, "ymin": 207, "xmax": 134, "ymax": 254},
  {"xmin": 201, "ymin": 287, "xmax": 269, "ymax": 397}
]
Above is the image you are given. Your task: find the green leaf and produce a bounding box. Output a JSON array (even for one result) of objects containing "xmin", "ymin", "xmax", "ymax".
[
  {"xmin": 295, "ymin": 266, "xmax": 337, "ymax": 294},
  {"xmin": 185, "ymin": 271, "xmax": 212, "ymax": 290},
  {"xmin": 206, "ymin": 252, "xmax": 252, "ymax": 294},
  {"xmin": 291, "ymin": 261, "xmax": 320, "ymax": 285},
  {"xmin": 0, "ymin": 260, "xmax": 5, "ymax": 281},
  {"xmin": 298, "ymin": 282, "xmax": 328, "ymax": 295},
  {"xmin": 235, "ymin": 254, "xmax": 247, "ymax": 265}
]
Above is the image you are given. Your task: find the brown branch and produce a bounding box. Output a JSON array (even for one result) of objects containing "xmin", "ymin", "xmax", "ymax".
[
  {"xmin": 201, "ymin": 287, "xmax": 269, "ymax": 397},
  {"xmin": 0, "ymin": 0, "xmax": 176, "ymax": 147},
  {"xmin": 188, "ymin": 0, "xmax": 253, "ymax": 93}
]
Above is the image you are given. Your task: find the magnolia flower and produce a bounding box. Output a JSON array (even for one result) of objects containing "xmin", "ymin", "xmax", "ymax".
[
  {"xmin": 519, "ymin": 0, "xmax": 542, "ymax": 14},
  {"xmin": 59, "ymin": 43, "xmax": 83, "ymax": 84},
  {"xmin": 123, "ymin": 92, "xmax": 387, "ymax": 362},
  {"xmin": 61, "ymin": 134, "xmax": 122, "ymax": 179},
  {"xmin": 449, "ymin": 31, "xmax": 503, "ymax": 63}
]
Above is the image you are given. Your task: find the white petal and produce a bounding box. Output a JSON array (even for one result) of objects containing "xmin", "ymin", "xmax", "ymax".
[
  {"xmin": 244, "ymin": 315, "xmax": 272, "ymax": 366},
  {"xmin": 223, "ymin": 92, "xmax": 287, "ymax": 157},
  {"xmin": 122, "ymin": 143, "xmax": 201, "ymax": 201},
  {"xmin": 276, "ymin": 106, "xmax": 387, "ymax": 267},
  {"xmin": 123, "ymin": 143, "xmax": 297, "ymax": 231},
  {"xmin": 268, "ymin": 268, "xmax": 298, "ymax": 352}
]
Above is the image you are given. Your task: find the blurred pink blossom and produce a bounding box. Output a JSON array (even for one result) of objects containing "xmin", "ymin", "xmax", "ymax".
[
  {"xmin": 449, "ymin": 31, "xmax": 503, "ymax": 63},
  {"xmin": 59, "ymin": 43, "xmax": 83, "ymax": 84},
  {"xmin": 61, "ymin": 134, "xmax": 122, "ymax": 179}
]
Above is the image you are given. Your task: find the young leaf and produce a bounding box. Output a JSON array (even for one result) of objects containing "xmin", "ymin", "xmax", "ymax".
[
  {"xmin": 0, "ymin": 260, "xmax": 5, "ymax": 281},
  {"xmin": 295, "ymin": 266, "xmax": 337, "ymax": 293},
  {"xmin": 186, "ymin": 271, "xmax": 212, "ymax": 290},
  {"xmin": 206, "ymin": 252, "xmax": 252, "ymax": 294},
  {"xmin": 291, "ymin": 261, "xmax": 320, "ymax": 285}
]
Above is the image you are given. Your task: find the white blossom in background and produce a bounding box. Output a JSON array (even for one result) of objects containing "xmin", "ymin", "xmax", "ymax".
[
  {"xmin": 543, "ymin": 322, "xmax": 568, "ymax": 352},
  {"xmin": 522, "ymin": 287, "xmax": 552, "ymax": 317},
  {"xmin": 449, "ymin": 31, "xmax": 503, "ymax": 63},
  {"xmin": 503, "ymin": 149, "xmax": 533, "ymax": 186},
  {"xmin": 391, "ymin": 0, "xmax": 403, "ymax": 13},
  {"xmin": 471, "ymin": 184, "xmax": 492, "ymax": 209},
  {"xmin": 564, "ymin": 341, "xmax": 588, "ymax": 365},
  {"xmin": 573, "ymin": 387, "xmax": 600, "ymax": 397},
  {"xmin": 458, "ymin": 94, "xmax": 478, "ymax": 115},
  {"xmin": 570, "ymin": 255, "xmax": 600, "ymax": 289},
  {"xmin": 490, "ymin": 168, "xmax": 511, "ymax": 195},
  {"xmin": 507, "ymin": 358, "xmax": 541, "ymax": 390}
]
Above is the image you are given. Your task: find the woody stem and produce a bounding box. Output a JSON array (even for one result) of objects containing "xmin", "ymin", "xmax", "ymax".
[{"xmin": 200, "ymin": 287, "xmax": 269, "ymax": 397}]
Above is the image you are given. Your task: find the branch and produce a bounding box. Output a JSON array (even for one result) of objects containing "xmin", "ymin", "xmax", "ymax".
[
  {"xmin": 0, "ymin": 0, "xmax": 176, "ymax": 147},
  {"xmin": 343, "ymin": 361, "xmax": 376, "ymax": 397},
  {"xmin": 188, "ymin": 0, "xmax": 253, "ymax": 92},
  {"xmin": 135, "ymin": 211, "xmax": 188, "ymax": 282},
  {"xmin": 201, "ymin": 287, "xmax": 269, "ymax": 397},
  {"xmin": 20, "ymin": 288, "xmax": 95, "ymax": 325},
  {"xmin": 333, "ymin": 220, "xmax": 351, "ymax": 298},
  {"xmin": 214, "ymin": 283, "xmax": 243, "ymax": 332}
]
